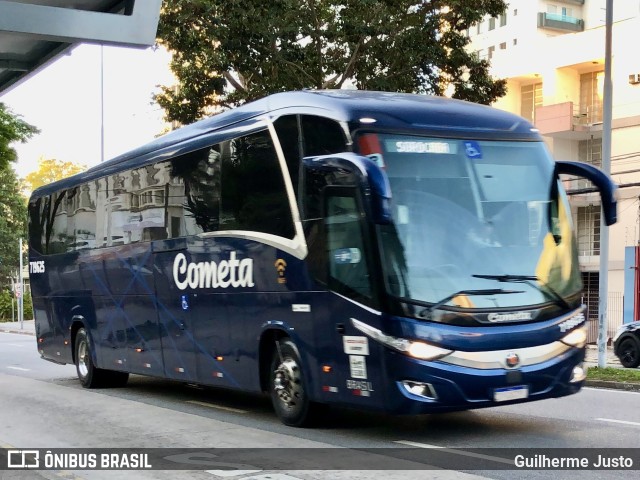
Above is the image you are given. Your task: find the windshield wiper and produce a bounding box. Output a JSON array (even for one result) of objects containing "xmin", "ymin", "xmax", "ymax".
[
  {"xmin": 420, "ymin": 288, "xmax": 523, "ymax": 317},
  {"xmin": 472, "ymin": 274, "xmax": 571, "ymax": 309}
]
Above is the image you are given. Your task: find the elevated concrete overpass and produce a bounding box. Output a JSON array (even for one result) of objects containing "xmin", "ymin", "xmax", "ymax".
[{"xmin": 0, "ymin": 0, "xmax": 161, "ymax": 94}]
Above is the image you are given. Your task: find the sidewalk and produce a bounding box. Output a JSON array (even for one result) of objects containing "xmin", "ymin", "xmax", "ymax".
[
  {"xmin": 584, "ymin": 344, "xmax": 621, "ymax": 369},
  {"xmin": 0, "ymin": 319, "xmax": 35, "ymax": 336}
]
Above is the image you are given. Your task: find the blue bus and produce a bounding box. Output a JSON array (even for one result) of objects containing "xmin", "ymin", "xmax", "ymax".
[{"xmin": 28, "ymin": 90, "xmax": 617, "ymax": 426}]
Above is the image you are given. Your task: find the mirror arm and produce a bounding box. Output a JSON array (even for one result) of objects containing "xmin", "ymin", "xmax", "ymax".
[{"xmin": 556, "ymin": 160, "xmax": 618, "ymax": 226}]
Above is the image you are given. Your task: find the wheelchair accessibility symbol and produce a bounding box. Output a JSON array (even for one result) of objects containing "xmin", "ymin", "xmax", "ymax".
[{"xmin": 464, "ymin": 141, "xmax": 482, "ymax": 159}]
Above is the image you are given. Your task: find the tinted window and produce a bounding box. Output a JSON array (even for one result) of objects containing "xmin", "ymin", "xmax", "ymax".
[
  {"xmin": 301, "ymin": 115, "xmax": 348, "ymax": 157},
  {"xmin": 170, "ymin": 146, "xmax": 221, "ymax": 236},
  {"xmin": 65, "ymin": 183, "xmax": 97, "ymax": 251},
  {"xmin": 221, "ymin": 130, "xmax": 295, "ymax": 239},
  {"xmin": 31, "ymin": 130, "xmax": 296, "ymax": 253},
  {"xmin": 326, "ymin": 192, "xmax": 372, "ymax": 300},
  {"xmin": 32, "ymin": 191, "xmax": 70, "ymax": 255},
  {"xmin": 28, "ymin": 198, "xmax": 44, "ymax": 254}
]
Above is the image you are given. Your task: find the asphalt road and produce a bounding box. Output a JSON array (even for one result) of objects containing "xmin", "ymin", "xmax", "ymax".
[{"xmin": 1, "ymin": 331, "xmax": 639, "ymax": 480}]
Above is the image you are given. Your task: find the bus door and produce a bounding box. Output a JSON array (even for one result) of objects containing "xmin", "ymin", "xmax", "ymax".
[
  {"xmin": 321, "ymin": 187, "xmax": 384, "ymax": 407},
  {"xmin": 152, "ymin": 238, "xmax": 200, "ymax": 382}
]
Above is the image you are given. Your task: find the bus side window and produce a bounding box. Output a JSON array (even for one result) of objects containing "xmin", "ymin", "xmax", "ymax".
[
  {"xmin": 325, "ymin": 191, "xmax": 372, "ymax": 301},
  {"xmin": 169, "ymin": 146, "xmax": 221, "ymax": 237},
  {"xmin": 301, "ymin": 115, "xmax": 349, "ymax": 157},
  {"xmin": 45, "ymin": 191, "xmax": 68, "ymax": 254},
  {"xmin": 221, "ymin": 130, "xmax": 295, "ymax": 239},
  {"xmin": 273, "ymin": 115, "xmax": 302, "ymax": 199},
  {"xmin": 28, "ymin": 197, "xmax": 45, "ymax": 254}
]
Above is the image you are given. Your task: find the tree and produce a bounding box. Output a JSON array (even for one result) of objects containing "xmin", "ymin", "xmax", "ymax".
[
  {"xmin": 22, "ymin": 157, "xmax": 87, "ymax": 195},
  {"xmin": 156, "ymin": 0, "xmax": 507, "ymax": 124},
  {"xmin": 0, "ymin": 167, "xmax": 28, "ymax": 283},
  {"xmin": 0, "ymin": 103, "xmax": 39, "ymax": 172},
  {"xmin": 0, "ymin": 103, "xmax": 37, "ymax": 286}
]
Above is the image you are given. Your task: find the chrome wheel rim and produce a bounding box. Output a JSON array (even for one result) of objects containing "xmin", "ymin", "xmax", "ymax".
[
  {"xmin": 77, "ymin": 340, "xmax": 88, "ymax": 378},
  {"xmin": 273, "ymin": 358, "xmax": 303, "ymax": 410}
]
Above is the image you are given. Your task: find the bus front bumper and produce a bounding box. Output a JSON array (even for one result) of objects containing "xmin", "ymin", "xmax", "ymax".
[{"xmin": 384, "ymin": 344, "xmax": 586, "ymax": 415}]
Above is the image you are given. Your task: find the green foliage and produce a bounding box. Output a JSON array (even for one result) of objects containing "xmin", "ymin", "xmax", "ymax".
[
  {"xmin": 0, "ymin": 289, "xmax": 12, "ymax": 321},
  {"xmin": 0, "ymin": 289, "xmax": 32, "ymax": 322},
  {"xmin": 22, "ymin": 157, "xmax": 87, "ymax": 195},
  {"xmin": 587, "ymin": 366, "xmax": 640, "ymax": 383},
  {"xmin": 157, "ymin": 0, "xmax": 507, "ymax": 124},
  {"xmin": 0, "ymin": 167, "xmax": 27, "ymax": 282},
  {"xmin": 0, "ymin": 103, "xmax": 39, "ymax": 172}
]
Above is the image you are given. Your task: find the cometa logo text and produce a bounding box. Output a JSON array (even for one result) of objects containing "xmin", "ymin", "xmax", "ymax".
[{"xmin": 173, "ymin": 252, "xmax": 254, "ymax": 290}]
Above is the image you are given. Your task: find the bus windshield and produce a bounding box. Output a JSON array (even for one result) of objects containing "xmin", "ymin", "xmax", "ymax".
[{"xmin": 373, "ymin": 134, "xmax": 582, "ymax": 312}]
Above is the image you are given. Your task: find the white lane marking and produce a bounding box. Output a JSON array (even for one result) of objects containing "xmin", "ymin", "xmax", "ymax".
[
  {"xmin": 205, "ymin": 471, "xmax": 262, "ymax": 478},
  {"xmin": 395, "ymin": 440, "xmax": 514, "ymax": 466},
  {"xmin": 6, "ymin": 366, "xmax": 30, "ymax": 372},
  {"xmin": 186, "ymin": 400, "xmax": 247, "ymax": 414},
  {"xmin": 241, "ymin": 475, "xmax": 302, "ymax": 480},
  {"xmin": 6, "ymin": 343, "xmax": 25, "ymax": 347},
  {"xmin": 596, "ymin": 418, "xmax": 640, "ymax": 427}
]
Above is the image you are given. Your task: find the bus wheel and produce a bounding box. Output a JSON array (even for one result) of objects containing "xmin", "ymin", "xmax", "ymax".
[
  {"xmin": 75, "ymin": 328, "xmax": 99, "ymax": 387},
  {"xmin": 270, "ymin": 339, "xmax": 319, "ymax": 427},
  {"xmin": 75, "ymin": 328, "xmax": 129, "ymax": 388}
]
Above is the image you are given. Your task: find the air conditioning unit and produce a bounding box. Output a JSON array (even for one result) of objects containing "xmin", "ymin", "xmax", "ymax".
[{"xmin": 629, "ymin": 73, "xmax": 640, "ymax": 85}]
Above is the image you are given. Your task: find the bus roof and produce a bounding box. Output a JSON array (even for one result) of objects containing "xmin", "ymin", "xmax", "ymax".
[{"xmin": 31, "ymin": 90, "xmax": 540, "ymax": 198}]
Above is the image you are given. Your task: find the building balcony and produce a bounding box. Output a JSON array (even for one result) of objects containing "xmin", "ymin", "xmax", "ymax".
[
  {"xmin": 537, "ymin": 12, "xmax": 584, "ymax": 32},
  {"xmin": 534, "ymin": 102, "xmax": 602, "ymax": 139},
  {"xmin": 558, "ymin": 0, "xmax": 584, "ymax": 5}
]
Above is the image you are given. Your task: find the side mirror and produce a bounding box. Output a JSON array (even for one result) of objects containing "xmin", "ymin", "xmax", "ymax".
[
  {"xmin": 303, "ymin": 153, "xmax": 392, "ymax": 224},
  {"xmin": 556, "ymin": 160, "xmax": 618, "ymax": 226}
]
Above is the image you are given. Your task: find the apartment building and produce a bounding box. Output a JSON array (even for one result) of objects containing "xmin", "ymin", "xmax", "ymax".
[{"xmin": 469, "ymin": 0, "xmax": 640, "ymax": 337}]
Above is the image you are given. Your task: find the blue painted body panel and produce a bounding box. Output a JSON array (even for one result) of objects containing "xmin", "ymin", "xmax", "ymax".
[{"xmin": 30, "ymin": 235, "xmax": 585, "ymax": 413}]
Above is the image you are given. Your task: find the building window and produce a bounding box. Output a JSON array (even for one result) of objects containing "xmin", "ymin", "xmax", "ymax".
[
  {"xmin": 548, "ymin": 5, "xmax": 573, "ymax": 18},
  {"xmin": 514, "ymin": 8, "xmax": 518, "ymax": 16},
  {"xmin": 579, "ymin": 71, "xmax": 604, "ymax": 124},
  {"xmin": 500, "ymin": 13, "xmax": 507, "ymax": 27},
  {"xmin": 488, "ymin": 45, "xmax": 495, "ymax": 59},
  {"xmin": 499, "ymin": 42, "xmax": 507, "ymax": 50},
  {"xmin": 489, "ymin": 17, "xmax": 496, "ymax": 30},
  {"xmin": 513, "ymin": 38, "xmax": 518, "ymax": 46},
  {"xmin": 566, "ymin": 138, "xmax": 603, "ymax": 191},
  {"xmin": 579, "ymin": 138, "xmax": 603, "ymax": 168},
  {"xmin": 582, "ymin": 271, "xmax": 599, "ymax": 335},
  {"xmin": 576, "ymin": 205, "xmax": 601, "ymax": 256},
  {"xmin": 520, "ymin": 82, "xmax": 543, "ymax": 123}
]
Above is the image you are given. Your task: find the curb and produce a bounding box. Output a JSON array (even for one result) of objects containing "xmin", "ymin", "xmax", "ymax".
[
  {"xmin": 584, "ymin": 379, "xmax": 640, "ymax": 392},
  {"xmin": 0, "ymin": 329, "xmax": 34, "ymax": 336}
]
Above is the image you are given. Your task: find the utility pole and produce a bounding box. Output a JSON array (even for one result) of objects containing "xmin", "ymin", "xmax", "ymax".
[
  {"xmin": 598, "ymin": 0, "xmax": 613, "ymax": 368},
  {"xmin": 18, "ymin": 238, "xmax": 24, "ymax": 329}
]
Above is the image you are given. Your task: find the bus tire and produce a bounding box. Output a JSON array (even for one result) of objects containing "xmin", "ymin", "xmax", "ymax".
[
  {"xmin": 75, "ymin": 328, "xmax": 129, "ymax": 388},
  {"xmin": 269, "ymin": 339, "xmax": 323, "ymax": 427}
]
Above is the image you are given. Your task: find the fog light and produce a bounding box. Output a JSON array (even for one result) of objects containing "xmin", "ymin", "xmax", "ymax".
[
  {"xmin": 401, "ymin": 381, "xmax": 438, "ymax": 400},
  {"xmin": 570, "ymin": 363, "xmax": 587, "ymax": 383}
]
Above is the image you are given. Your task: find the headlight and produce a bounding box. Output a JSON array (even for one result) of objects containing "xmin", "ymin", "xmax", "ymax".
[
  {"xmin": 351, "ymin": 318, "xmax": 453, "ymax": 361},
  {"xmin": 561, "ymin": 325, "xmax": 588, "ymax": 347}
]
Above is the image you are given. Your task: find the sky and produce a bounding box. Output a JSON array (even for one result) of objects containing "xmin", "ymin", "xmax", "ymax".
[{"xmin": 0, "ymin": 44, "xmax": 175, "ymax": 179}]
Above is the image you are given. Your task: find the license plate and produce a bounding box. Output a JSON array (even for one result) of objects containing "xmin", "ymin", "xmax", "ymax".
[{"xmin": 494, "ymin": 385, "xmax": 529, "ymax": 402}]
